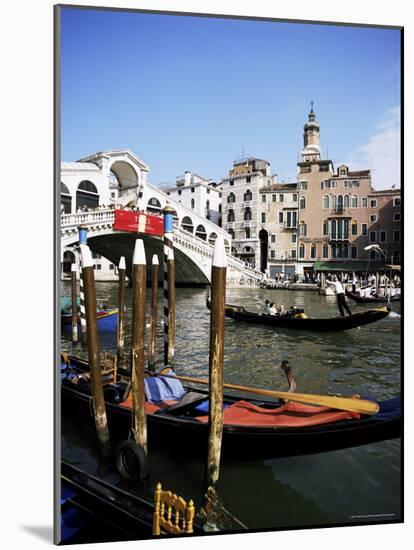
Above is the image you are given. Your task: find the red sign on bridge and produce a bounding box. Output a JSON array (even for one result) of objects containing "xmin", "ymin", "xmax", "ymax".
[{"xmin": 113, "ymin": 210, "xmax": 164, "ymax": 236}]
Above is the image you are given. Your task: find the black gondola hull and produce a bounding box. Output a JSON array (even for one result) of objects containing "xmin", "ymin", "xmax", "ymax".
[
  {"xmin": 61, "ymin": 383, "xmax": 400, "ymax": 460},
  {"xmin": 345, "ymin": 290, "xmax": 401, "ymax": 304}
]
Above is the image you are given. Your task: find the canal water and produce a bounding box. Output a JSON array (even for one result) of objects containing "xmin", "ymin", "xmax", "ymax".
[{"xmin": 61, "ymin": 283, "xmax": 401, "ymax": 533}]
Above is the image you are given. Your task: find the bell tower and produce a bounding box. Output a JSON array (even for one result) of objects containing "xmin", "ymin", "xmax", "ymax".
[{"xmin": 302, "ymin": 101, "xmax": 321, "ymax": 162}]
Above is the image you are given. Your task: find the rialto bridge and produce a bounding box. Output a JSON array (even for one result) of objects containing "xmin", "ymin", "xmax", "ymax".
[{"xmin": 60, "ymin": 150, "xmax": 262, "ymax": 286}]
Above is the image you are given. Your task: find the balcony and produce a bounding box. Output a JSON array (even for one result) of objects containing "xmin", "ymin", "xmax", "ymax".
[
  {"xmin": 328, "ymin": 208, "xmax": 351, "ymax": 218},
  {"xmin": 329, "ymin": 233, "xmax": 350, "ymax": 241},
  {"xmin": 243, "ymin": 221, "xmax": 252, "ymax": 228},
  {"xmin": 227, "ymin": 202, "xmax": 234, "ymax": 210},
  {"xmin": 283, "ymin": 223, "xmax": 298, "ymax": 230},
  {"xmin": 226, "ymin": 222, "xmax": 235, "ymax": 229},
  {"xmin": 243, "ymin": 200, "xmax": 252, "ymax": 208}
]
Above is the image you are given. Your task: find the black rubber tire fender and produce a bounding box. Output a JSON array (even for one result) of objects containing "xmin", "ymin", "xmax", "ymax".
[{"xmin": 115, "ymin": 439, "xmax": 148, "ymax": 482}]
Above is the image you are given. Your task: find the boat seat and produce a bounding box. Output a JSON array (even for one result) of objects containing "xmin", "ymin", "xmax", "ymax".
[
  {"xmin": 155, "ymin": 391, "xmax": 208, "ymax": 415},
  {"xmin": 152, "ymin": 482, "xmax": 195, "ymax": 536}
]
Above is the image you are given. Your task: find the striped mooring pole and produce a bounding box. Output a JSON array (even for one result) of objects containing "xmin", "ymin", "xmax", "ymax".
[
  {"xmin": 148, "ymin": 254, "xmax": 160, "ymax": 372},
  {"xmin": 162, "ymin": 206, "xmax": 176, "ymax": 366},
  {"xmin": 71, "ymin": 263, "xmax": 78, "ymax": 346},
  {"xmin": 78, "ymin": 226, "xmax": 88, "ymax": 347},
  {"xmin": 117, "ymin": 256, "xmax": 126, "ymax": 367}
]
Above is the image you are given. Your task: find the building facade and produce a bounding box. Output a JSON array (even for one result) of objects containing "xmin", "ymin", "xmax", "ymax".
[
  {"xmin": 220, "ymin": 157, "xmax": 273, "ymax": 270},
  {"xmin": 160, "ymin": 171, "xmax": 222, "ymax": 228}
]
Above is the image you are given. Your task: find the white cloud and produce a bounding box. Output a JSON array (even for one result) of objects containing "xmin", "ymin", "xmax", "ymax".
[{"xmin": 344, "ymin": 106, "xmax": 400, "ymax": 190}]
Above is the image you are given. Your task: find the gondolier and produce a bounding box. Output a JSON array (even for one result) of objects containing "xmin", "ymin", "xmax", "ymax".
[{"xmin": 326, "ymin": 276, "xmax": 352, "ymax": 317}]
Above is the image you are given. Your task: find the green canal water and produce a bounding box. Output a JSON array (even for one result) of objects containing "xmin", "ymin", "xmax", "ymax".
[{"xmin": 61, "ymin": 283, "xmax": 402, "ymax": 533}]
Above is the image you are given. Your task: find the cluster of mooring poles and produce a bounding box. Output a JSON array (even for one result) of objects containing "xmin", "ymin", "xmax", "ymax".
[{"xmin": 71, "ymin": 206, "xmax": 228, "ymax": 528}]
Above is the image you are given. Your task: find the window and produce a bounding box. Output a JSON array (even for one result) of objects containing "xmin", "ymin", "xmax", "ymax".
[
  {"xmin": 323, "ymin": 220, "xmax": 328, "ymax": 236},
  {"xmin": 331, "ymin": 195, "xmax": 337, "ymax": 209},
  {"xmin": 340, "ymin": 169, "xmax": 346, "ymax": 176},
  {"xmin": 300, "ymin": 181, "xmax": 308, "ymax": 190},
  {"xmin": 229, "ymin": 179, "xmax": 234, "ymax": 186},
  {"xmin": 352, "ymin": 180, "xmax": 359, "ymax": 187},
  {"xmin": 370, "ymin": 214, "xmax": 377, "ymax": 223},
  {"xmin": 178, "ymin": 190, "xmax": 182, "ymax": 196},
  {"xmin": 228, "ymin": 192, "xmax": 235, "ymax": 203},
  {"xmin": 370, "ymin": 199, "xmax": 377, "ymax": 208},
  {"xmin": 270, "ymin": 250, "xmax": 275, "ymax": 259},
  {"xmin": 344, "ymin": 180, "xmax": 351, "ymax": 188},
  {"xmin": 206, "ymin": 200, "xmax": 210, "ymax": 210},
  {"xmin": 279, "ymin": 194, "xmax": 284, "ymax": 202},
  {"xmin": 109, "ymin": 264, "xmax": 114, "ymax": 270},
  {"xmin": 323, "ymin": 244, "xmax": 329, "ymax": 258},
  {"xmin": 299, "ymin": 222, "xmax": 307, "ymax": 236},
  {"xmin": 393, "ymin": 230, "xmax": 400, "ymax": 242},
  {"xmin": 380, "ymin": 230, "xmax": 386, "ymax": 242},
  {"xmin": 311, "ymin": 245, "xmax": 316, "ymax": 259},
  {"xmin": 351, "ymin": 245, "xmax": 358, "ymax": 259},
  {"xmin": 393, "ymin": 197, "xmax": 401, "ymax": 207},
  {"xmin": 362, "ymin": 197, "xmax": 368, "ymax": 207},
  {"xmin": 393, "ymin": 212, "xmax": 401, "ymax": 222},
  {"xmin": 291, "ymin": 250, "xmax": 297, "ymax": 259},
  {"xmin": 319, "ymin": 164, "xmax": 329, "ymax": 172},
  {"xmin": 292, "ymin": 234, "xmax": 297, "ymax": 243},
  {"xmin": 244, "ymin": 189, "xmax": 252, "ymax": 201},
  {"xmin": 261, "ymin": 194, "xmax": 266, "ymax": 203},
  {"xmin": 351, "ymin": 195, "xmax": 358, "ymax": 208},
  {"xmin": 352, "ymin": 221, "xmax": 358, "ymax": 236},
  {"xmin": 206, "ymin": 188, "xmax": 210, "ymax": 194},
  {"xmin": 369, "ymin": 231, "xmax": 376, "ymax": 242},
  {"xmin": 323, "ymin": 195, "xmax": 329, "ymax": 209},
  {"xmin": 191, "ymin": 198, "xmax": 195, "ymax": 209},
  {"xmin": 300, "ymin": 165, "xmax": 311, "ymax": 173},
  {"xmin": 228, "ymin": 229, "xmax": 235, "ymax": 239},
  {"xmin": 299, "ymin": 245, "xmax": 305, "ymax": 258},
  {"xmin": 337, "ymin": 195, "xmax": 344, "ymax": 212},
  {"xmin": 293, "ymin": 193, "xmax": 298, "ymax": 202},
  {"xmin": 246, "ymin": 176, "xmax": 251, "ymax": 183},
  {"xmin": 370, "ymin": 250, "xmax": 376, "ymax": 260},
  {"xmin": 191, "ymin": 187, "xmax": 195, "ymax": 193},
  {"xmin": 331, "ymin": 244, "xmax": 337, "ymax": 258},
  {"xmin": 261, "ymin": 212, "xmax": 266, "ymax": 223},
  {"xmin": 362, "ymin": 223, "xmax": 368, "ymax": 236},
  {"xmin": 342, "ymin": 244, "xmax": 349, "ymax": 258},
  {"xmin": 331, "ymin": 219, "xmax": 337, "ymax": 239},
  {"xmin": 272, "ymin": 194, "xmax": 276, "ymax": 202},
  {"xmin": 279, "ymin": 212, "xmax": 284, "ymax": 223},
  {"xmin": 271, "ymin": 234, "xmax": 276, "ymax": 243},
  {"xmin": 286, "ymin": 211, "xmax": 297, "ymax": 228},
  {"xmin": 244, "ymin": 208, "xmax": 252, "ymax": 221},
  {"xmin": 227, "ymin": 210, "xmax": 235, "ymax": 222},
  {"xmin": 245, "ymin": 227, "xmax": 251, "ymax": 239},
  {"xmin": 331, "ymin": 180, "xmax": 337, "ymax": 188},
  {"xmin": 344, "ymin": 195, "xmax": 350, "ymax": 208},
  {"xmin": 299, "ymin": 196, "xmax": 306, "ymax": 209}
]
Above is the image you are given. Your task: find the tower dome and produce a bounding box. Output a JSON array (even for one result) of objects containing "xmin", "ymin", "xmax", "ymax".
[{"xmin": 302, "ymin": 101, "xmax": 321, "ymax": 162}]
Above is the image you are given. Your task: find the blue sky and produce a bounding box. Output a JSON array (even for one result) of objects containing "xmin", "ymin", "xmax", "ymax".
[{"xmin": 60, "ymin": 7, "xmax": 401, "ymax": 189}]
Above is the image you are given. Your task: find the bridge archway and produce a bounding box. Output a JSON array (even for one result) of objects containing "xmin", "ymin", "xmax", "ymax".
[
  {"xmin": 195, "ymin": 224, "xmax": 207, "ymax": 240},
  {"xmin": 208, "ymin": 232, "xmax": 217, "ymax": 246},
  {"xmin": 62, "ymin": 250, "xmax": 76, "ymax": 274},
  {"xmin": 61, "ymin": 182, "xmax": 72, "ymax": 213},
  {"xmin": 147, "ymin": 197, "xmax": 162, "ymax": 214},
  {"xmin": 110, "ymin": 160, "xmax": 139, "ymax": 200},
  {"xmin": 76, "ymin": 180, "xmax": 99, "ymax": 210},
  {"xmin": 181, "ymin": 216, "xmax": 194, "ymax": 234}
]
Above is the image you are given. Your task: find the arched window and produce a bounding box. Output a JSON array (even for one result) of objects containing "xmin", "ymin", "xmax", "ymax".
[
  {"xmin": 344, "ymin": 195, "xmax": 350, "ymax": 208},
  {"xmin": 331, "ymin": 195, "xmax": 337, "ymax": 210},
  {"xmin": 195, "ymin": 224, "xmax": 207, "ymax": 240},
  {"xmin": 61, "ymin": 182, "xmax": 72, "ymax": 213},
  {"xmin": 147, "ymin": 197, "xmax": 161, "ymax": 214},
  {"xmin": 299, "ymin": 221, "xmax": 307, "ymax": 236},
  {"xmin": 323, "ymin": 220, "xmax": 329, "ymax": 236},
  {"xmin": 323, "ymin": 195, "xmax": 329, "ymax": 209},
  {"xmin": 227, "ymin": 210, "xmax": 235, "ymax": 222},
  {"xmin": 299, "ymin": 196, "xmax": 306, "ymax": 209},
  {"xmin": 352, "ymin": 220, "xmax": 358, "ymax": 236},
  {"xmin": 181, "ymin": 216, "xmax": 194, "ymax": 233},
  {"xmin": 311, "ymin": 245, "xmax": 317, "ymax": 259},
  {"xmin": 76, "ymin": 180, "xmax": 99, "ymax": 210},
  {"xmin": 208, "ymin": 232, "xmax": 217, "ymax": 246},
  {"xmin": 245, "ymin": 227, "xmax": 250, "ymax": 238},
  {"xmin": 331, "ymin": 219, "xmax": 337, "ymax": 239},
  {"xmin": 351, "ymin": 195, "xmax": 358, "ymax": 208},
  {"xmin": 344, "ymin": 219, "xmax": 349, "ymax": 239},
  {"xmin": 244, "ymin": 207, "xmax": 252, "ymax": 221},
  {"xmin": 331, "ymin": 244, "xmax": 337, "ymax": 258},
  {"xmin": 299, "ymin": 244, "xmax": 305, "ymax": 258},
  {"xmin": 244, "ymin": 189, "xmax": 252, "ymax": 201},
  {"xmin": 342, "ymin": 243, "xmax": 349, "ymax": 258},
  {"xmin": 227, "ymin": 192, "xmax": 235, "ymax": 203},
  {"xmin": 337, "ymin": 195, "xmax": 344, "ymax": 212},
  {"xmin": 323, "ymin": 244, "xmax": 329, "ymax": 258}
]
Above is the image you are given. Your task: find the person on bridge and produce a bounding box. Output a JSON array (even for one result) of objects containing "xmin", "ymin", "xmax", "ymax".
[{"xmin": 326, "ymin": 275, "xmax": 352, "ymax": 317}]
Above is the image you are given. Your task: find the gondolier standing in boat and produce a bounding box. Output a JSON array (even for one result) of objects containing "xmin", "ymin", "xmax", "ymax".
[{"xmin": 326, "ymin": 275, "xmax": 352, "ymax": 317}]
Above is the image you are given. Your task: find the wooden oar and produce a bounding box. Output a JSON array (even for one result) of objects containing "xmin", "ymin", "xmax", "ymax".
[{"xmin": 160, "ymin": 372, "xmax": 379, "ymax": 415}]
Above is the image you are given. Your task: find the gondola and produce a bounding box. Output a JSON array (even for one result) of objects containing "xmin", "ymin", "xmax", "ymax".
[
  {"xmin": 345, "ymin": 290, "xmax": 401, "ymax": 304},
  {"xmin": 206, "ymin": 299, "xmax": 390, "ymax": 332},
  {"xmin": 61, "ymin": 356, "xmax": 401, "ymax": 460},
  {"xmin": 61, "ymin": 308, "xmax": 118, "ymax": 333}
]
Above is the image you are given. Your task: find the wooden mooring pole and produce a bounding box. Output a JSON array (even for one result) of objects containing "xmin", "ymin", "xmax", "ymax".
[
  {"xmin": 117, "ymin": 256, "xmax": 126, "ymax": 367},
  {"xmin": 131, "ymin": 239, "xmax": 148, "ymax": 453},
  {"xmin": 148, "ymin": 254, "xmax": 159, "ymax": 372},
  {"xmin": 202, "ymin": 236, "xmax": 227, "ymax": 526},
  {"xmin": 80, "ymin": 243, "xmax": 111, "ymax": 457},
  {"xmin": 71, "ymin": 263, "xmax": 78, "ymax": 346},
  {"xmin": 78, "ymin": 226, "xmax": 88, "ymax": 347}
]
